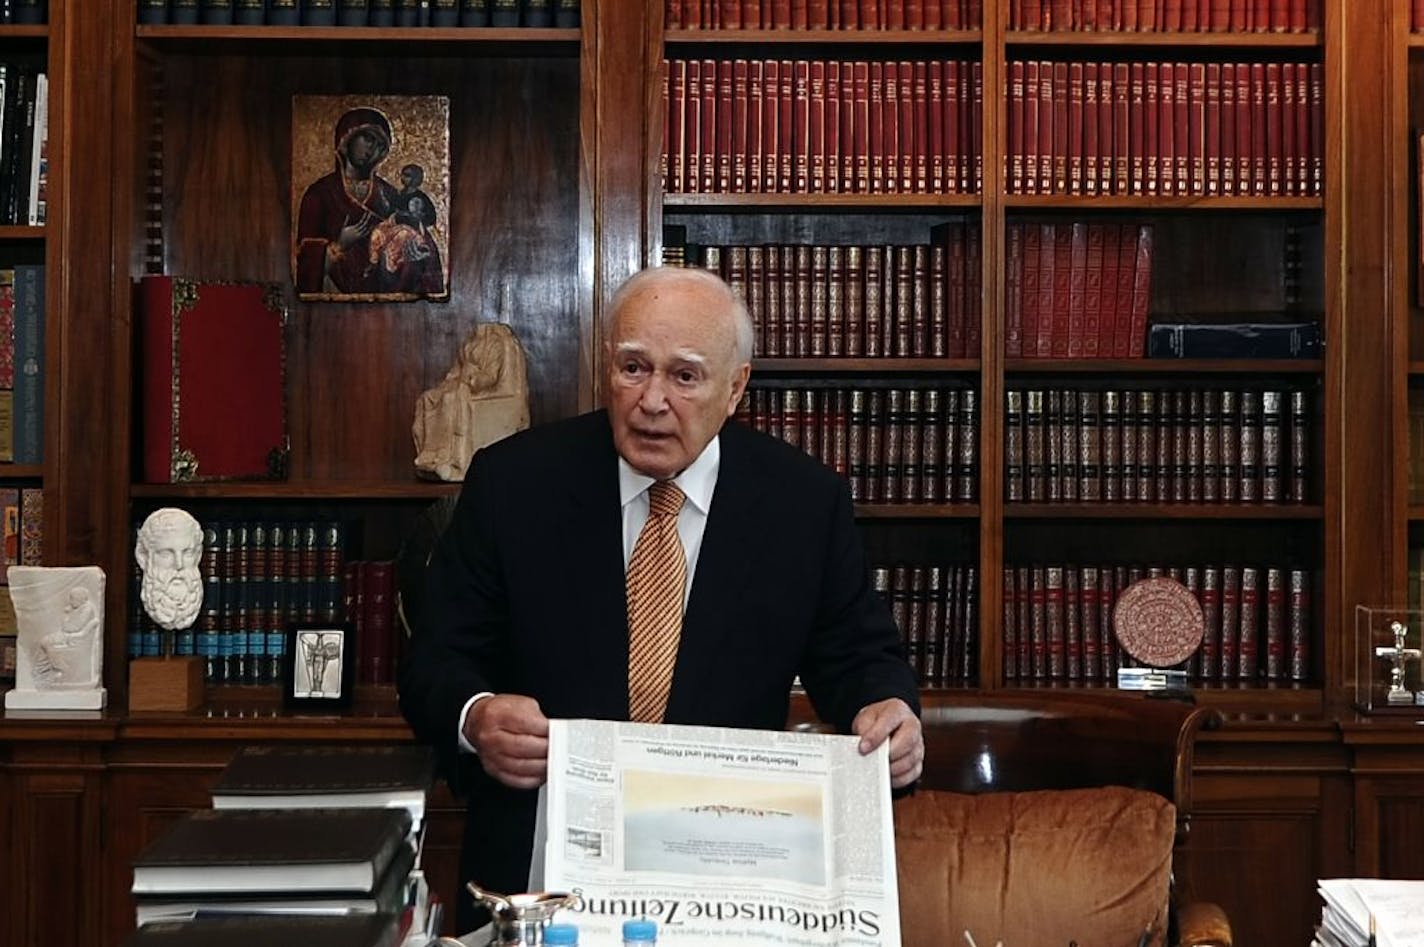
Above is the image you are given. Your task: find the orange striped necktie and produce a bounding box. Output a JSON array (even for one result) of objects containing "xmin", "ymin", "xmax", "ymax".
[{"xmin": 626, "ymin": 480, "xmax": 687, "ymax": 724}]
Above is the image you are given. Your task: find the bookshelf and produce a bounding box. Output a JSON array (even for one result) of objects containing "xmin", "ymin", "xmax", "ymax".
[
  {"xmin": 657, "ymin": 6, "xmax": 1331, "ymax": 703},
  {"xmin": 2, "ymin": 0, "xmax": 1422, "ymax": 945}
]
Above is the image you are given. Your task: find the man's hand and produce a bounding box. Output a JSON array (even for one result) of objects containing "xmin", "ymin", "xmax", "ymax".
[
  {"xmin": 851, "ymin": 698, "xmax": 923, "ymax": 789},
  {"xmin": 463, "ymin": 693, "xmax": 550, "ymax": 790}
]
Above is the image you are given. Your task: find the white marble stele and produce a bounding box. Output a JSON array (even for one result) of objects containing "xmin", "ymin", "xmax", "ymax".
[{"xmin": 4, "ymin": 565, "xmax": 108, "ymax": 711}]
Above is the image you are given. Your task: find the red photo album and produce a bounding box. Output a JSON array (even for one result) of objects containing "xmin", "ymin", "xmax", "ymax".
[{"xmin": 139, "ymin": 276, "xmax": 288, "ymax": 483}]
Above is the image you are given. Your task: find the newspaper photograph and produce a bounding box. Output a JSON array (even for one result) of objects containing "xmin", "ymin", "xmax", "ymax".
[{"xmin": 536, "ymin": 719, "xmax": 901, "ymax": 947}]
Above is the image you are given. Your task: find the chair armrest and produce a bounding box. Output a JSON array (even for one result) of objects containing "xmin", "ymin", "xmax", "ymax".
[{"xmin": 1176, "ymin": 900, "xmax": 1232, "ymax": 947}]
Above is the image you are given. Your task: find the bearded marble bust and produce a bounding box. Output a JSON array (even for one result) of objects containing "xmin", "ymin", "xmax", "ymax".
[{"xmin": 135, "ymin": 507, "xmax": 205, "ymax": 633}]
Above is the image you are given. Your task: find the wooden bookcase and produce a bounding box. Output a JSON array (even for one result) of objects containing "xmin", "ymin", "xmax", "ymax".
[{"xmin": 2, "ymin": 1, "xmax": 1423, "ymax": 945}]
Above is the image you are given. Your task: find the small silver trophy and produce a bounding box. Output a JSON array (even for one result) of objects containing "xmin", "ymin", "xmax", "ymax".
[{"xmin": 1376, "ymin": 620, "xmax": 1424, "ymax": 707}]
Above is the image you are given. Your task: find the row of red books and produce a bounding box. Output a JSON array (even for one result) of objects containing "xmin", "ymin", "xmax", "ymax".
[
  {"xmin": 874, "ymin": 563, "xmax": 979, "ymax": 688},
  {"xmin": 663, "ymin": 58, "xmax": 983, "ymax": 195},
  {"xmin": 1005, "ymin": 386, "xmax": 1312, "ymax": 505},
  {"xmin": 1007, "ymin": 59, "xmax": 1324, "ymax": 198},
  {"xmin": 1003, "ymin": 562, "xmax": 1311, "ymax": 684},
  {"xmin": 665, "ymin": 0, "xmax": 981, "ymax": 29},
  {"xmin": 343, "ymin": 560, "xmax": 401, "ymax": 687},
  {"xmin": 1007, "ymin": 222, "xmax": 1151, "ymax": 359},
  {"xmin": 1009, "ymin": 0, "xmax": 1317, "ymax": 32},
  {"xmin": 736, "ymin": 385, "xmax": 981, "ymax": 504},
  {"xmin": 693, "ymin": 227, "xmax": 983, "ymax": 359}
]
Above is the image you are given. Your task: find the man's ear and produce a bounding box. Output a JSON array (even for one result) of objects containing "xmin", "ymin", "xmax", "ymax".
[{"xmin": 725, "ymin": 362, "xmax": 752, "ymax": 417}]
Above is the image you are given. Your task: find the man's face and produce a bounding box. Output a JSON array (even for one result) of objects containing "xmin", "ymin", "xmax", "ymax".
[{"xmin": 605, "ymin": 279, "xmax": 750, "ymax": 480}]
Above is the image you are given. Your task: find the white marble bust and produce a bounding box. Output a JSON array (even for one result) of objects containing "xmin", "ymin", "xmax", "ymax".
[{"xmin": 134, "ymin": 507, "xmax": 205, "ymax": 632}]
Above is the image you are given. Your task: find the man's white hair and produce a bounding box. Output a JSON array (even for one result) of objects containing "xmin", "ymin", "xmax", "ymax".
[{"xmin": 606, "ymin": 266, "xmax": 755, "ymax": 366}]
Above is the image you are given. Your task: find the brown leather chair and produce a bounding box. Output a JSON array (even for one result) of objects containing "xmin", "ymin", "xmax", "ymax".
[{"xmin": 895, "ymin": 691, "xmax": 1231, "ymax": 947}]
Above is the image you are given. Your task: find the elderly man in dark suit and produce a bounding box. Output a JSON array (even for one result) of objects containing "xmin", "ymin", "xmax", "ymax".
[{"xmin": 399, "ymin": 265, "xmax": 923, "ymax": 931}]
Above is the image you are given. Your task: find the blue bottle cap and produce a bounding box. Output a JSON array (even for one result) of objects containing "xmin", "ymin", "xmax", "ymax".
[
  {"xmin": 544, "ymin": 923, "xmax": 579, "ymax": 945},
  {"xmin": 622, "ymin": 918, "xmax": 658, "ymax": 941}
]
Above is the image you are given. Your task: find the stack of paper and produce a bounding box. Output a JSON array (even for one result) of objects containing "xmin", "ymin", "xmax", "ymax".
[{"xmin": 1316, "ymin": 878, "xmax": 1424, "ymax": 947}]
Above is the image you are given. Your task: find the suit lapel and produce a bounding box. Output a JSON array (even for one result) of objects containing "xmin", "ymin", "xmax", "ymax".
[
  {"xmin": 558, "ymin": 416, "xmax": 633, "ymax": 718},
  {"xmin": 666, "ymin": 425, "xmax": 766, "ymax": 718}
]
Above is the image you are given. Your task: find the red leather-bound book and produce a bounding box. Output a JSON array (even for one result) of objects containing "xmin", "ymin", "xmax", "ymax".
[
  {"xmin": 964, "ymin": 223, "xmax": 981, "ymax": 356},
  {"xmin": 362, "ymin": 561, "xmax": 396, "ymax": 686},
  {"xmin": 1082, "ymin": 61, "xmax": 1099, "ymax": 195},
  {"xmin": 1035, "ymin": 222, "xmax": 1056, "ymax": 357},
  {"xmin": 777, "ymin": 59, "xmax": 794, "ymax": 193},
  {"xmin": 1162, "ymin": 0, "xmax": 1181, "ymax": 31},
  {"xmin": 808, "ymin": 61, "xmax": 826, "ymax": 194},
  {"xmin": 701, "ymin": 58, "xmax": 717, "ymax": 193},
  {"xmin": 1082, "ymin": 222, "xmax": 1104, "ymax": 357},
  {"xmin": 1127, "ymin": 224, "xmax": 1152, "ymax": 357},
  {"xmin": 1021, "ymin": 60, "xmax": 1040, "ymax": 194},
  {"xmin": 1265, "ymin": 62, "xmax": 1281, "ymax": 196},
  {"xmin": 1111, "ymin": 62, "xmax": 1129, "ymax": 194},
  {"xmin": 763, "ymin": 60, "xmax": 780, "ymax": 194},
  {"xmin": 1005, "ymin": 224, "xmax": 1024, "ymax": 357},
  {"xmin": 1050, "ymin": 61, "xmax": 1068, "ymax": 193},
  {"xmin": 1236, "ymin": 62, "xmax": 1254, "ymax": 195},
  {"xmin": 715, "ymin": 60, "xmax": 733, "ymax": 192},
  {"xmin": 1204, "ymin": 62, "xmax": 1220, "ymax": 194},
  {"xmin": 1049, "ymin": 225, "xmax": 1072, "ymax": 357},
  {"xmin": 1281, "ymin": 61, "xmax": 1297, "ymax": 196},
  {"xmin": 1174, "ymin": 61, "xmax": 1191, "ymax": 194},
  {"xmin": 1019, "ymin": 224, "xmax": 1040, "ymax": 358},
  {"xmin": 825, "ymin": 64, "xmax": 842, "ymax": 193},
  {"xmin": 1067, "ymin": 61, "xmax": 1084, "ymax": 194},
  {"xmin": 731, "ymin": 59, "xmax": 749, "ymax": 193},
  {"xmin": 139, "ymin": 276, "xmax": 286, "ymax": 484},
  {"xmin": 1066, "ymin": 222, "xmax": 1087, "ymax": 358},
  {"xmin": 684, "ymin": 61, "xmax": 702, "ymax": 194},
  {"xmin": 791, "ymin": 61, "xmax": 814, "ymax": 189}
]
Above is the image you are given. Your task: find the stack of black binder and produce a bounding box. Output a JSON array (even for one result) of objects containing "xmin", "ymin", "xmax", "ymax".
[{"xmin": 129, "ymin": 744, "xmax": 435, "ymax": 935}]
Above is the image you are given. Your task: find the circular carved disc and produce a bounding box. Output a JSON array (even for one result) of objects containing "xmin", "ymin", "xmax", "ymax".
[{"xmin": 1112, "ymin": 577, "xmax": 1204, "ymax": 668}]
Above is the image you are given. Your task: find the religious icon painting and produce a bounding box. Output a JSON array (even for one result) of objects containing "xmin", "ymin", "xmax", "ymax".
[
  {"xmin": 291, "ymin": 95, "xmax": 451, "ymax": 303},
  {"xmin": 284, "ymin": 623, "xmax": 357, "ymax": 711}
]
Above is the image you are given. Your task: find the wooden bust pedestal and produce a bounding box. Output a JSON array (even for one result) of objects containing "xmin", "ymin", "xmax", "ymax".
[{"xmin": 129, "ymin": 654, "xmax": 205, "ymax": 711}]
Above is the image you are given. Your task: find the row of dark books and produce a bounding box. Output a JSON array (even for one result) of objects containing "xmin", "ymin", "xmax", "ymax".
[
  {"xmin": 1009, "ymin": 0, "xmax": 1317, "ymax": 33},
  {"xmin": 665, "ymin": 0, "xmax": 982, "ymax": 29},
  {"xmin": 137, "ymin": 0, "xmax": 579, "ymax": 27},
  {"xmin": 0, "ymin": 265, "xmax": 47, "ymax": 463},
  {"xmin": 1007, "ymin": 60, "xmax": 1324, "ymax": 199},
  {"xmin": 663, "ymin": 58, "xmax": 983, "ymax": 196},
  {"xmin": 343, "ymin": 560, "xmax": 401, "ymax": 686},
  {"xmin": 690, "ymin": 228, "xmax": 984, "ymax": 359},
  {"xmin": 0, "ymin": 67, "xmax": 47, "ymax": 226},
  {"xmin": 129, "ymin": 744, "xmax": 435, "ymax": 943},
  {"xmin": 0, "ymin": 0, "xmax": 44, "ymax": 24},
  {"xmin": 1002, "ymin": 381, "xmax": 1310, "ymax": 506},
  {"xmin": 736, "ymin": 385, "xmax": 981, "ymax": 504},
  {"xmin": 1003, "ymin": 562, "xmax": 1312, "ymax": 684},
  {"xmin": 1005, "ymin": 387, "xmax": 1312, "ymax": 505},
  {"xmin": 874, "ymin": 563, "xmax": 979, "ymax": 687},
  {"xmin": 126, "ymin": 519, "xmax": 350, "ymax": 686},
  {"xmin": 1007, "ymin": 222, "xmax": 1150, "ymax": 359}
]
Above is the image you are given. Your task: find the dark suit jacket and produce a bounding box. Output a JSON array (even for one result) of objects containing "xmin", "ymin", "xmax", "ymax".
[{"xmin": 398, "ymin": 410, "xmax": 918, "ymax": 921}]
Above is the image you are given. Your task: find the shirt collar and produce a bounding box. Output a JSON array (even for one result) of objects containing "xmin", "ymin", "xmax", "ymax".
[{"xmin": 618, "ymin": 434, "xmax": 721, "ymax": 515}]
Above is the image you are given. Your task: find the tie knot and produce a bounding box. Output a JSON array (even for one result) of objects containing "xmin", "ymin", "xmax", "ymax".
[{"xmin": 648, "ymin": 480, "xmax": 685, "ymax": 518}]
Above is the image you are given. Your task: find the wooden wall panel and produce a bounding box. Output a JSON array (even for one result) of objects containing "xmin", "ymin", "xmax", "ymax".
[
  {"xmin": 13, "ymin": 771, "xmax": 103, "ymax": 946},
  {"xmin": 153, "ymin": 52, "xmax": 584, "ymax": 480}
]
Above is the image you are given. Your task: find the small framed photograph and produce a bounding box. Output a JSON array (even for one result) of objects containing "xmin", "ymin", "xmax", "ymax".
[{"xmin": 283, "ymin": 623, "xmax": 356, "ymax": 711}]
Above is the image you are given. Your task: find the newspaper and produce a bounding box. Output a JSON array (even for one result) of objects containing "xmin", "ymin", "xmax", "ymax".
[{"xmin": 534, "ymin": 719, "xmax": 901, "ymax": 947}]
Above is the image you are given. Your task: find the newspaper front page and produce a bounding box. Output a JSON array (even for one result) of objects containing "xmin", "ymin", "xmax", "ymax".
[{"xmin": 536, "ymin": 719, "xmax": 900, "ymax": 947}]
